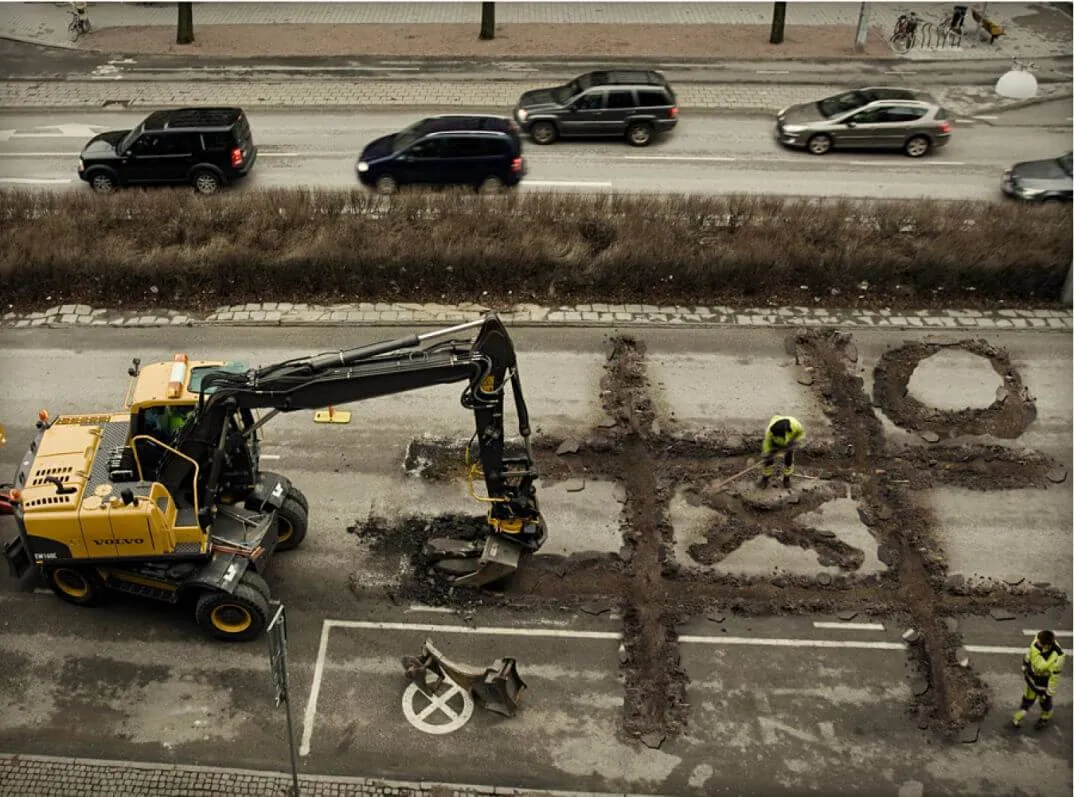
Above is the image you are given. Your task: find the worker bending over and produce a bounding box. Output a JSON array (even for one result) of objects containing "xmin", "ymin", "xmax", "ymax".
[
  {"xmin": 759, "ymin": 415, "xmax": 805, "ymax": 489},
  {"xmin": 1014, "ymin": 630, "xmax": 1064, "ymax": 730}
]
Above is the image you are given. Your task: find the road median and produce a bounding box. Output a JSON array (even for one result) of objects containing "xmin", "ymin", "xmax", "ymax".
[{"xmin": 1, "ymin": 188, "xmax": 1069, "ymax": 314}]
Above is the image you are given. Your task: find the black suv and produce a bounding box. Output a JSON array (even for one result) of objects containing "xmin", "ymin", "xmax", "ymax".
[
  {"xmin": 356, "ymin": 115, "xmax": 526, "ymax": 195},
  {"xmin": 77, "ymin": 107, "xmax": 257, "ymax": 194},
  {"xmin": 514, "ymin": 70, "xmax": 678, "ymax": 147}
]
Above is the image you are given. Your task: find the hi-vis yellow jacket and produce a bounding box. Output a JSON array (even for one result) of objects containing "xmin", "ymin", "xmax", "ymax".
[
  {"xmin": 1023, "ymin": 637, "xmax": 1065, "ymax": 695},
  {"xmin": 762, "ymin": 416, "xmax": 805, "ymax": 455}
]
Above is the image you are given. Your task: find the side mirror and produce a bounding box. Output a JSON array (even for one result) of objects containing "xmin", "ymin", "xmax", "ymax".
[{"xmin": 845, "ymin": 121, "xmax": 857, "ymax": 128}]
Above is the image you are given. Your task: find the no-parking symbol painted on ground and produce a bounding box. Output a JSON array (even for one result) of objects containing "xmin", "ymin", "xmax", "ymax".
[{"xmin": 401, "ymin": 676, "xmax": 474, "ymax": 735}]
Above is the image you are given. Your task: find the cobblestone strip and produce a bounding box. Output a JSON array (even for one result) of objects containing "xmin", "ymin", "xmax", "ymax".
[
  {"xmin": 2, "ymin": 303, "xmax": 1071, "ymax": 331},
  {"xmin": 0, "ymin": 753, "xmax": 647, "ymax": 797},
  {"xmin": 1, "ymin": 79, "xmax": 1067, "ymax": 115}
]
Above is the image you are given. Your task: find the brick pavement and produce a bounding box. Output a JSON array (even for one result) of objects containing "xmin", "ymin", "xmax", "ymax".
[
  {"xmin": 3, "ymin": 302, "xmax": 1070, "ymax": 332},
  {"xmin": 0, "ymin": 753, "xmax": 635, "ymax": 797},
  {"xmin": 0, "ymin": 1, "xmax": 1069, "ymax": 60},
  {"xmin": 2, "ymin": 77, "xmax": 1069, "ymax": 114}
]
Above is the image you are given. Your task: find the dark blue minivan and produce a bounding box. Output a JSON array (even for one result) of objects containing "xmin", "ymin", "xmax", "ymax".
[{"xmin": 356, "ymin": 115, "xmax": 526, "ymax": 195}]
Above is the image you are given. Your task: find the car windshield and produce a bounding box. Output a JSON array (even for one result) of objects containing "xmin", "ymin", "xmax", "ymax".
[
  {"xmin": 118, "ymin": 123, "xmax": 144, "ymax": 153},
  {"xmin": 553, "ymin": 79, "xmax": 583, "ymax": 105},
  {"xmin": 817, "ymin": 91, "xmax": 868, "ymax": 119},
  {"xmin": 391, "ymin": 121, "xmax": 426, "ymax": 154},
  {"xmin": 1059, "ymin": 153, "xmax": 1073, "ymax": 176}
]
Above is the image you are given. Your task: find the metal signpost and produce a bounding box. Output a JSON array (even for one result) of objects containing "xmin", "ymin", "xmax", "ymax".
[{"xmin": 267, "ymin": 601, "xmax": 301, "ymax": 797}]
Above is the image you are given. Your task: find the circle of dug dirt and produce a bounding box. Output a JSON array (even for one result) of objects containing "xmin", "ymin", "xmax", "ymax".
[{"xmin": 871, "ymin": 340, "xmax": 1036, "ymax": 440}]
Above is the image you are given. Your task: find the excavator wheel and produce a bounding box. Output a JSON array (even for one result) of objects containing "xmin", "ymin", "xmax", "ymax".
[
  {"xmin": 275, "ymin": 495, "xmax": 309, "ymax": 552},
  {"xmin": 44, "ymin": 566, "xmax": 107, "ymax": 607},
  {"xmin": 287, "ymin": 485, "xmax": 309, "ymax": 514},
  {"xmin": 194, "ymin": 584, "xmax": 269, "ymax": 642},
  {"xmin": 240, "ymin": 570, "xmax": 273, "ymax": 603}
]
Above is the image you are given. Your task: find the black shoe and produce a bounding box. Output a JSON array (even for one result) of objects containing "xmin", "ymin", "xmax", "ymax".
[
  {"xmin": 1035, "ymin": 718, "xmax": 1050, "ymax": 730},
  {"xmin": 758, "ymin": 476, "xmax": 770, "ymax": 489},
  {"xmin": 782, "ymin": 476, "xmax": 791, "ymax": 489}
]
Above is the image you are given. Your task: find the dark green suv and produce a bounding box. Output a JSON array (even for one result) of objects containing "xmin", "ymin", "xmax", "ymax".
[{"xmin": 513, "ymin": 70, "xmax": 678, "ymax": 147}]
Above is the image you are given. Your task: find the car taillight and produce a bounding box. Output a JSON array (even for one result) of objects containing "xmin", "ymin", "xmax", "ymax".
[
  {"xmin": 669, "ymin": 106, "xmax": 678, "ymax": 119},
  {"xmin": 938, "ymin": 121, "xmax": 951, "ymax": 134},
  {"xmin": 512, "ymin": 157, "xmax": 523, "ymax": 173},
  {"xmin": 231, "ymin": 147, "xmax": 244, "ymax": 167}
]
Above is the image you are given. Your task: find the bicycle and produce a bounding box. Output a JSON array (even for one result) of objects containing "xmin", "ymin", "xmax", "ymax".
[
  {"xmin": 889, "ymin": 11, "xmax": 920, "ymax": 54},
  {"xmin": 68, "ymin": 2, "xmax": 91, "ymax": 43}
]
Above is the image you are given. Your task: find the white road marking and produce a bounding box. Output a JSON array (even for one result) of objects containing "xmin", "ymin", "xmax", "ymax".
[
  {"xmin": 756, "ymin": 70, "xmax": 790, "ymax": 74},
  {"xmin": 522, "ymin": 180, "xmax": 613, "ymax": 188},
  {"xmin": 259, "ymin": 454, "xmax": 281, "ymax": 460},
  {"xmin": 402, "ymin": 679, "xmax": 474, "ymax": 734},
  {"xmin": 623, "ymin": 155, "xmax": 736, "ymax": 162},
  {"xmin": 847, "ymin": 160, "xmax": 967, "ymax": 167},
  {"xmin": 405, "ymin": 604, "xmax": 456, "ymax": 614},
  {"xmin": 298, "ymin": 619, "xmax": 332, "ymax": 757},
  {"xmin": 964, "ymin": 644, "xmax": 1036, "ymax": 654},
  {"xmin": 956, "ymin": 119, "xmax": 975, "ymax": 124},
  {"xmin": 975, "ymin": 115, "xmax": 999, "ymax": 120},
  {"xmin": 680, "ymin": 635, "xmax": 906, "ymax": 650},
  {"xmin": 887, "ymin": 69, "xmax": 918, "ymax": 74},
  {"xmin": 1022, "ymin": 629, "xmax": 1074, "ymax": 637},
  {"xmin": 0, "ymin": 177, "xmax": 72, "ymax": 184},
  {"xmin": 0, "ymin": 152, "xmax": 77, "ymax": 157},
  {"xmin": 812, "ymin": 621, "xmax": 885, "ymax": 631}
]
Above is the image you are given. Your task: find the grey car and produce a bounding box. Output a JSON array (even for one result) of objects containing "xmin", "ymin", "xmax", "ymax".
[
  {"xmin": 513, "ymin": 69, "xmax": 678, "ymax": 147},
  {"xmin": 1002, "ymin": 152, "xmax": 1073, "ymax": 202},
  {"xmin": 775, "ymin": 88, "xmax": 952, "ymax": 158}
]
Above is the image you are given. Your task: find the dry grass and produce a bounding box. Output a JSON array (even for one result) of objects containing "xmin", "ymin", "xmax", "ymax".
[{"xmin": 1, "ymin": 189, "xmax": 1069, "ymax": 311}]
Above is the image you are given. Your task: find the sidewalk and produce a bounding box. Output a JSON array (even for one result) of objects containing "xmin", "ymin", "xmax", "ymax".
[
  {"xmin": 1, "ymin": 2, "xmax": 1070, "ymax": 61},
  {"xmin": 4, "ymin": 301, "xmax": 1071, "ymax": 332}
]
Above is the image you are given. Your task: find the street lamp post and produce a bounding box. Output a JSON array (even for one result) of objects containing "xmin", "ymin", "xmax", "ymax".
[{"xmin": 854, "ymin": 2, "xmax": 870, "ymax": 53}]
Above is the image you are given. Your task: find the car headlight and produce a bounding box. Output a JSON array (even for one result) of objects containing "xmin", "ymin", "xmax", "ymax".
[
  {"xmin": 357, "ymin": 161, "xmax": 369, "ymax": 173},
  {"xmin": 1017, "ymin": 187, "xmax": 1044, "ymax": 198},
  {"xmin": 776, "ymin": 107, "xmax": 789, "ymax": 119},
  {"xmin": 781, "ymin": 125, "xmax": 805, "ymax": 134},
  {"xmin": 517, "ymin": 108, "xmax": 528, "ymax": 121}
]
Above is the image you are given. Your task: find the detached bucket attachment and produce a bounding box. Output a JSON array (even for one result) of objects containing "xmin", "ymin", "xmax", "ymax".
[
  {"xmin": 401, "ymin": 639, "xmax": 527, "ymax": 717},
  {"xmin": 427, "ymin": 535, "xmax": 523, "ymax": 587}
]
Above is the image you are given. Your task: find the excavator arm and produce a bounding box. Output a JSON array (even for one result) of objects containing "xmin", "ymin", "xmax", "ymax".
[{"xmin": 156, "ymin": 315, "xmax": 546, "ymax": 583}]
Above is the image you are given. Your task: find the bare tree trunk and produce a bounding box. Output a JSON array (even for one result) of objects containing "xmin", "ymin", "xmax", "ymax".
[
  {"xmin": 177, "ymin": 2, "xmax": 194, "ymax": 45},
  {"xmin": 769, "ymin": 2, "xmax": 787, "ymax": 44},
  {"xmin": 480, "ymin": 2, "xmax": 495, "ymax": 40}
]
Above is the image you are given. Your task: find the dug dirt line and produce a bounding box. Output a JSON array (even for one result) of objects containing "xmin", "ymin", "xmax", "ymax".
[
  {"xmin": 601, "ymin": 335, "xmax": 688, "ymax": 745},
  {"xmin": 795, "ymin": 328, "xmax": 988, "ymax": 733}
]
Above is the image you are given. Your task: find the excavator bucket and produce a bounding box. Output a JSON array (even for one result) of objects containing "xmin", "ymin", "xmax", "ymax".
[
  {"xmin": 401, "ymin": 639, "xmax": 527, "ymax": 717},
  {"xmin": 427, "ymin": 535, "xmax": 523, "ymax": 587}
]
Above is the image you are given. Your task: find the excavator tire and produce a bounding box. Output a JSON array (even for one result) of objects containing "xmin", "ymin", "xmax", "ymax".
[
  {"xmin": 195, "ymin": 583, "xmax": 269, "ymax": 642},
  {"xmin": 275, "ymin": 495, "xmax": 308, "ymax": 552},
  {"xmin": 44, "ymin": 566, "xmax": 107, "ymax": 607},
  {"xmin": 288, "ymin": 485, "xmax": 309, "ymax": 514},
  {"xmin": 240, "ymin": 570, "xmax": 273, "ymax": 603}
]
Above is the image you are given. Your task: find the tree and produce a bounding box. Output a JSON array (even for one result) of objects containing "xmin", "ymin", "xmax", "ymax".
[
  {"xmin": 177, "ymin": 2, "xmax": 194, "ymax": 45},
  {"xmin": 769, "ymin": 2, "xmax": 787, "ymax": 44},
  {"xmin": 480, "ymin": 2, "xmax": 495, "ymax": 40}
]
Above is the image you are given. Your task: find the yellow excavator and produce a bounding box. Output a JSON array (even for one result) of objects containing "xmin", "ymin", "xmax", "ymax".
[{"xmin": 2, "ymin": 315, "xmax": 547, "ymax": 641}]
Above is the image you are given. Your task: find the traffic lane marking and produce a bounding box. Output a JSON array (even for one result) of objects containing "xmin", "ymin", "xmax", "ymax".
[
  {"xmin": 299, "ymin": 619, "xmax": 1036, "ymax": 756},
  {"xmin": 0, "ymin": 177, "xmax": 72, "ymax": 184}
]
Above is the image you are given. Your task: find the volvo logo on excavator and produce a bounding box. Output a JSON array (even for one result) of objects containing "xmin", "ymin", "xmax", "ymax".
[{"xmin": 94, "ymin": 538, "xmax": 145, "ymax": 546}]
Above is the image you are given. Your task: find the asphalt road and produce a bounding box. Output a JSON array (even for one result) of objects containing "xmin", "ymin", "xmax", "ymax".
[
  {"xmin": 0, "ymin": 324, "xmax": 1071, "ymax": 796},
  {"xmin": 0, "ymin": 106, "xmax": 1070, "ymax": 199}
]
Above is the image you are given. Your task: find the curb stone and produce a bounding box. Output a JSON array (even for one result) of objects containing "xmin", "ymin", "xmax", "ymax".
[
  {"xmin": 2, "ymin": 303, "xmax": 1071, "ymax": 331},
  {"xmin": 0, "ymin": 753, "xmax": 665, "ymax": 797}
]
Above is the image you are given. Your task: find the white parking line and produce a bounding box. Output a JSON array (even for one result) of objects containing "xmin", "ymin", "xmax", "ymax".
[
  {"xmin": 975, "ymin": 115, "xmax": 999, "ymax": 120},
  {"xmin": 298, "ymin": 617, "xmax": 1027, "ymax": 757},
  {"xmin": 0, "ymin": 152, "xmax": 76, "ymax": 157},
  {"xmin": 847, "ymin": 160, "xmax": 966, "ymax": 167},
  {"xmin": 259, "ymin": 454, "xmax": 281, "ymax": 460},
  {"xmin": 812, "ymin": 621, "xmax": 886, "ymax": 631},
  {"xmin": 0, "ymin": 177, "xmax": 72, "ymax": 184},
  {"xmin": 523, "ymin": 180, "xmax": 613, "ymax": 188},
  {"xmin": 1022, "ymin": 629, "xmax": 1074, "ymax": 637},
  {"xmin": 623, "ymin": 155, "xmax": 736, "ymax": 162}
]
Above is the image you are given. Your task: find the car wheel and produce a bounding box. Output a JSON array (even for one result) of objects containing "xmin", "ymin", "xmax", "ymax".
[
  {"xmin": 904, "ymin": 136, "xmax": 931, "ymax": 158},
  {"xmin": 1041, "ymin": 196, "xmax": 1064, "ymax": 204},
  {"xmin": 192, "ymin": 170, "xmax": 222, "ymax": 195},
  {"xmin": 531, "ymin": 122, "xmax": 558, "ymax": 145},
  {"xmin": 478, "ymin": 176, "xmax": 504, "ymax": 195},
  {"xmin": 89, "ymin": 172, "xmax": 116, "ymax": 193},
  {"xmin": 375, "ymin": 175, "xmax": 398, "ymax": 195},
  {"xmin": 626, "ymin": 123, "xmax": 654, "ymax": 147},
  {"xmin": 807, "ymin": 134, "xmax": 833, "ymax": 156}
]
